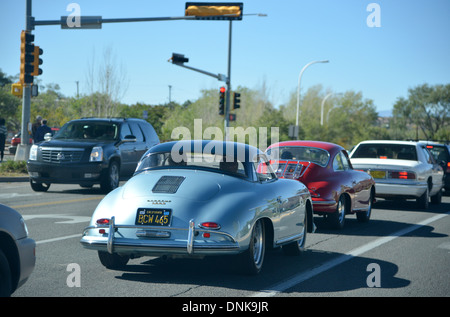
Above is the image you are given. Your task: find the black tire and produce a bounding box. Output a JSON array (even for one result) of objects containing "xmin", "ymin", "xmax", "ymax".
[
  {"xmin": 357, "ymin": 187, "xmax": 373, "ymax": 223},
  {"xmin": 0, "ymin": 249, "xmax": 12, "ymax": 297},
  {"xmin": 282, "ymin": 212, "xmax": 307, "ymax": 256},
  {"xmin": 330, "ymin": 195, "xmax": 346, "ymax": 229},
  {"xmin": 237, "ymin": 220, "xmax": 265, "ymax": 275},
  {"xmin": 98, "ymin": 251, "xmax": 129, "ymax": 270},
  {"xmin": 417, "ymin": 186, "xmax": 429, "ymax": 209},
  {"xmin": 100, "ymin": 161, "xmax": 120, "ymax": 193},
  {"xmin": 431, "ymin": 188, "xmax": 442, "ymax": 205},
  {"xmin": 30, "ymin": 179, "xmax": 50, "ymax": 192}
]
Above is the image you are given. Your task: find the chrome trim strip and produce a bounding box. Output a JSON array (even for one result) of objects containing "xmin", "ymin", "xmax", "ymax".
[
  {"xmin": 84, "ymin": 224, "xmax": 236, "ymax": 242},
  {"xmin": 40, "ymin": 147, "xmax": 85, "ymax": 152},
  {"xmin": 275, "ymin": 231, "xmax": 304, "ymax": 246},
  {"xmin": 187, "ymin": 219, "xmax": 194, "ymax": 254},
  {"xmin": 312, "ymin": 200, "xmax": 336, "ymax": 205},
  {"xmin": 107, "ymin": 216, "xmax": 115, "ymax": 254}
]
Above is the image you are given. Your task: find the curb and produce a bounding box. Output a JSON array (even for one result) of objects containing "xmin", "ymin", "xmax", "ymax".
[{"xmin": 0, "ymin": 176, "xmax": 29, "ymax": 183}]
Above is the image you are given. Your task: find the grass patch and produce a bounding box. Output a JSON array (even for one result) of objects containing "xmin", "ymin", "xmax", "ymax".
[{"xmin": 0, "ymin": 160, "xmax": 28, "ymax": 175}]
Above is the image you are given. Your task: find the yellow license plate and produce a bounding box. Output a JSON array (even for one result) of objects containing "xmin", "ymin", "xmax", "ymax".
[
  {"xmin": 135, "ymin": 208, "xmax": 171, "ymax": 226},
  {"xmin": 370, "ymin": 170, "xmax": 386, "ymax": 179}
]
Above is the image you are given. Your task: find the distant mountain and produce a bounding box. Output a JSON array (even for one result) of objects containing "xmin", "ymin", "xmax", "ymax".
[{"xmin": 378, "ymin": 109, "xmax": 392, "ymax": 117}]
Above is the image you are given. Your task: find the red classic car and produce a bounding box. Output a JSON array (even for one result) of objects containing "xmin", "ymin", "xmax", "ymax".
[{"xmin": 266, "ymin": 141, "xmax": 375, "ymax": 229}]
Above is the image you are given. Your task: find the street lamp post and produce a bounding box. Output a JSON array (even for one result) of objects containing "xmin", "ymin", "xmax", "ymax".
[
  {"xmin": 321, "ymin": 92, "xmax": 342, "ymax": 126},
  {"xmin": 295, "ymin": 60, "xmax": 329, "ymax": 135}
]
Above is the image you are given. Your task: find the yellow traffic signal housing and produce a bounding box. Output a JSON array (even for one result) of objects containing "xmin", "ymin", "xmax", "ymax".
[
  {"xmin": 20, "ymin": 30, "xmax": 35, "ymax": 84},
  {"xmin": 185, "ymin": 2, "xmax": 243, "ymax": 20},
  {"xmin": 32, "ymin": 46, "xmax": 43, "ymax": 76},
  {"xmin": 11, "ymin": 82, "xmax": 23, "ymax": 97}
]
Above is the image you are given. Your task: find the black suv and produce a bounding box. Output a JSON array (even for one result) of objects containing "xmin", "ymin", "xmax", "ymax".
[
  {"xmin": 27, "ymin": 118, "xmax": 159, "ymax": 192},
  {"xmin": 420, "ymin": 141, "xmax": 450, "ymax": 193}
]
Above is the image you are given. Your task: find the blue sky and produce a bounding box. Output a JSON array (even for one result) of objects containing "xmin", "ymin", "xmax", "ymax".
[{"xmin": 1, "ymin": 0, "xmax": 449, "ymax": 114}]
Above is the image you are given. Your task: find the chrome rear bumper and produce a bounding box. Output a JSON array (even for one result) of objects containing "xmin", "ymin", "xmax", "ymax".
[{"xmin": 80, "ymin": 216, "xmax": 240, "ymax": 256}]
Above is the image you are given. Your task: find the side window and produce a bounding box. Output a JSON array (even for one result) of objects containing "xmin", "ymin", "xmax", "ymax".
[
  {"xmin": 340, "ymin": 151, "xmax": 351, "ymax": 170},
  {"xmin": 254, "ymin": 156, "xmax": 276, "ymax": 182},
  {"xmin": 129, "ymin": 122, "xmax": 144, "ymax": 142},
  {"xmin": 333, "ymin": 153, "xmax": 344, "ymax": 171},
  {"xmin": 120, "ymin": 123, "xmax": 132, "ymax": 139},
  {"xmin": 423, "ymin": 148, "xmax": 435, "ymax": 164},
  {"xmin": 139, "ymin": 122, "xmax": 159, "ymax": 145}
]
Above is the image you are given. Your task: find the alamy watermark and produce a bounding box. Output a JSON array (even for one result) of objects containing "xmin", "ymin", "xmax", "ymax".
[
  {"xmin": 66, "ymin": 3, "xmax": 81, "ymax": 28},
  {"xmin": 366, "ymin": 263, "xmax": 381, "ymax": 288},
  {"xmin": 366, "ymin": 3, "xmax": 381, "ymax": 28},
  {"xmin": 170, "ymin": 119, "xmax": 279, "ymax": 163},
  {"xmin": 66, "ymin": 263, "xmax": 81, "ymax": 287}
]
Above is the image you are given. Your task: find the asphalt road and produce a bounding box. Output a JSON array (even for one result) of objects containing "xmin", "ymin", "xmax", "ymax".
[{"xmin": 2, "ymin": 180, "xmax": 449, "ymax": 300}]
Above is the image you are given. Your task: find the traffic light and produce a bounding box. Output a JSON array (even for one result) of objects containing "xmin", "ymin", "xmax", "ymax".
[
  {"xmin": 228, "ymin": 113, "xmax": 236, "ymax": 121},
  {"xmin": 185, "ymin": 2, "xmax": 243, "ymax": 20},
  {"xmin": 170, "ymin": 53, "xmax": 189, "ymax": 65},
  {"xmin": 32, "ymin": 46, "xmax": 43, "ymax": 77},
  {"xmin": 219, "ymin": 86, "xmax": 225, "ymax": 115},
  {"xmin": 20, "ymin": 30, "xmax": 35, "ymax": 84},
  {"xmin": 233, "ymin": 92, "xmax": 240, "ymax": 109}
]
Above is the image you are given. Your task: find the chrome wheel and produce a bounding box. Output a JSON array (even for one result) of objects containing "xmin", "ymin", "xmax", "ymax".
[
  {"xmin": 238, "ymin": 220, "xmax": 265, "ymax": 275},
  {"xmin": 330, "ymin": 195, "xmax": 346, "ymax": 229},
  {"xmin": 252, "ymin": 221, "xmax": 264, "ymax": 268}
]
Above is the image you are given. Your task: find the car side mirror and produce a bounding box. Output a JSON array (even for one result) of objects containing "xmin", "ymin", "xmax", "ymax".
[{"xmin": 44, "ymin": 132, "xmax": 52, "ymax": 141}]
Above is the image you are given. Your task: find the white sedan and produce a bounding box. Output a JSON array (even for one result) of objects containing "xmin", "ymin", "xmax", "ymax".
[{"xmin": 349, "ymin": 140, "xmax": 444, "ymax": 209}]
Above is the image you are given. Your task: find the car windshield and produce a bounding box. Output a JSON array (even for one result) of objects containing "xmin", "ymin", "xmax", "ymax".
[
  {"xmin": 54, "ymin": 121, "xmax": 119, "ymax": 141},
  {"xmin": 266, "ymin": 146, "xmax": 330, "ymax": 167},
  {"xmin": 135, "ymin": 151, "xmax": 249, "ymax": 178},
  {"xmin": 351, "ymin": 143, "xmax": 418, "ymax": 161}
]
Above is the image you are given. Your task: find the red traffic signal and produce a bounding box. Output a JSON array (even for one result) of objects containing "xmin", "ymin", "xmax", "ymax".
[{"xmin": 219, "ymin": 86, "xmax": 225, "ymax": 115}]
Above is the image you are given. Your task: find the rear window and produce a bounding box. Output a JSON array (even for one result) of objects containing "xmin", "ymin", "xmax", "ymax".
[
  {"xmin": 351, "ymin": 143, "xmax": 418, "ymax": 161},
  {"xmin": 135, "ymin": 151, "xmax": 248, "ymax": 178},
  {"xmin": 425, "ymin": 145, "xmax": 450, "ymax": 163},
  {"xmin": 266, "ymin": 146, "xmax": 330, "ymax": 167}
]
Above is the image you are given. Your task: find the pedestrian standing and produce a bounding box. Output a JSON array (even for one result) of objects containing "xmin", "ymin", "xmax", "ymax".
[
  {"xmin": 32, "ymin": 115, "xmax": 42, "ymax": 144},
  {"xmin": 35, "ymin": 119, "xmax": 53, "ymax": 143},
  {"xmin": 0, "ymin": 118, "xmax": 7, "ymax": 163}
]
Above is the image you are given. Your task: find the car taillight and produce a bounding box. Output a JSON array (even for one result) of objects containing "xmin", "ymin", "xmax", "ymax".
[
  {"xmin": 199, "ymin": 222, "xmax": 221, "ymax": 230},
  {"xmin": 389, "ymin": 171, "xmax": 416, "ymax": 179},
  {"xmin": 447, "ymin": 162, "xmax": 450, "ymax": 173},
  {"xmin": 96, "ymin": 218, "xmax": 110, "ymax": 225},
  {"xmin": 308, "ymin": 187, "xmax": 320, "ymax": 198}
]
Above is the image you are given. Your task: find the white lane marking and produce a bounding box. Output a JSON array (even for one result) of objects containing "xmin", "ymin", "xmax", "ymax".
[
  {"xmin": 36, "ymin": 234, "xmax": 81, "ymax": 245},
  {"xmin": 23, "ymin": 214, "xmax": 91, "ymax": 224},
  {"xmin": 0, "ymin": 193, "xmax": 42, "ymax": 199},
  {"xmin": 251, "ymin": 211, "xmax": 450, "ymax": 297}
]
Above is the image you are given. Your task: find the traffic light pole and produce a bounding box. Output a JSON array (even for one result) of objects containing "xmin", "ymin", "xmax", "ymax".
[
  {"xmin": 15, "ymin": 0, "xmax": 32, "ymax": 161},
  {"xmin": 225, "ymin": 21, "xmax": 232, "ymax": 141}
]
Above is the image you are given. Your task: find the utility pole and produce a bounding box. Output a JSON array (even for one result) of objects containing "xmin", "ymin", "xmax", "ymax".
[
  {"xmin": 15, "ymin": 0, "xmax": 33, "ymax": 161},
  {"xmin": 168, "ymin": 85, "xmax": 172, "ymax": 104},
  {"xmin": 225, "ymin": 20, "xmax": 232, "ymax": 141}
]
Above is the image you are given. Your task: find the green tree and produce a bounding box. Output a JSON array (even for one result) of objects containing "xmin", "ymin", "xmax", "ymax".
[
  {"xmin": 118, "ymin": 103, "xmax": 169, "ymax": 138},
  {"xmin": 0, "ymin": 69, "xmax": 21, "ymax": 131},
  {"xmin": 392, "ymin": 83, "xmax": 450, "ymax": 141}
]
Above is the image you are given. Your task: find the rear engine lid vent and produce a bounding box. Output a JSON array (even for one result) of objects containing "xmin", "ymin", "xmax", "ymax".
[{"xmin": 152, "ymin": 176, "xmax": 185, "ymax": 194}]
